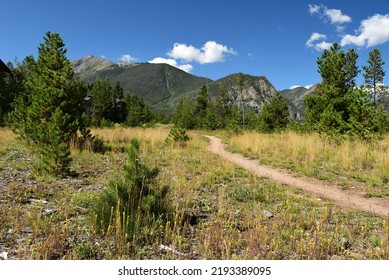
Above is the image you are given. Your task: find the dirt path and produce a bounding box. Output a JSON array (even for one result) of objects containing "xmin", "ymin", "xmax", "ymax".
[{"xmin": 205, "ymin": 135, "xmax": 389, "ymax": 219}]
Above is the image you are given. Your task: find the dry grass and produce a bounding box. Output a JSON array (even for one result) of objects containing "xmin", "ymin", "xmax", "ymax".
[
  {"xmin": 227, "ymin": 131, "xmax": 389, "ymax": 197},
  {"xmin": 90, "ymin": 126, "xmax": 169, "ymax": 150},
  {"xmin": 0, "ymin": 128, "xmax": 16, "ymax": 153},
  {"xmin": 1, "ymin": 127, "xmax": 388, "ymax": 259}
]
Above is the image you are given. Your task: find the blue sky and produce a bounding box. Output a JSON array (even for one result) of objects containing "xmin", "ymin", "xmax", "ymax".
[{"xmin": 1, "ymin": 0, "xmax": 388, "ymax": 90}]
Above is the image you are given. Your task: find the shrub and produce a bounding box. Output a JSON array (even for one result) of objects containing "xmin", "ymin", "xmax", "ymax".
[
  {"xmin": 165, "ymin": 125, "xmax": 189, "ymax": 146},
  {"xmin": 93, "ymin": 138, "xmax": 170, "ymax": 244}
]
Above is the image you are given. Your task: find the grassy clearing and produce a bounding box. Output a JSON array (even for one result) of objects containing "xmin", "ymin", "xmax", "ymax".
[
  {"xmin": 0, "ymin": 127, "xmax": 388, "ymax": 259},
  {"xmin": 226, "ymin": 131, "xmax": 389, "ymax": 198},
  {"xmin": 0, "ymin": 128, "xmax": 16, "ymax": 152}
]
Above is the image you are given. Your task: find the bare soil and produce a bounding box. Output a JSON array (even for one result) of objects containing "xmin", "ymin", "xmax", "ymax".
[{"xmin": 205, "ymin": 135, "xmax": 389, "ymax": 219}]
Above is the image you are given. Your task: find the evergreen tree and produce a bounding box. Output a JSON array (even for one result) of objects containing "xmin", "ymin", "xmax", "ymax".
[
  {"xmin": 214, "ymin": 83, "xmax": 231, "ymax": 129},
  {"xmin": 125, "ymin": 93, "xmax": 153, "ymax": 127},
  {"xmin": 111, "ymin": 81, "xmax": 127, "ymax": 123},
  {"xmin": 346, "ymin": 87, "xmax": 387, "ymax": 140},
  {"xmin": 4, "ymin": 57, "xmax": 34, "ymax": 129},
  {"xmin": 226, "ymin": 106, "xmax": 243, "ymax": 134},
  {"xmin": 258, "ymin": 92, "xmax": 289, "ymax": 132},
  {"xmin": 0, "ymin": 71, "xmax": 14, "ymax": 126},
  {"xmin": 236, "ymin": 72, "xmax": 247, "ymax": 128},
  {"xmin": 173, "ymin": 97, "xmax": 195, "ymax": 129},
  {"xmin": 90, "ymin": 78, "xmax": 113, "ymax": 126},
  {"xmin": 204, "ymin": 101, "xmax": 218, "ymax": 130},
  {"xmin": 304, "ymin": 43, "xmax": 386, "ymax": 140},
  {"xmin": 363, "ymin": 48, "xmax": 386, "ymax": 106},
  {"xmin": 244, "ymin": 107, "xmax": 258, "ymax": 130},
  {"xmin": 193, "ymin": 85, "xmax": 209, "ymax": 128},
  {"xmin": 8, "ymin": 32, "xmax": 86, "ymax": 176},
  {"xmin": 304, "ymin": 43, "xmax": 359, "ymax": 134},
  {"xmin": 113, "ymin": 80, "xmax": 124, "ymax": 100},
  {"xmin": 317, "ymin": 43, "xmax": 359, "ymax": 92}
]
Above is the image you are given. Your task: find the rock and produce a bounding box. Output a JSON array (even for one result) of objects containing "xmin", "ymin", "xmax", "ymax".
[
  {"xmin": 27, "ymin": 198, "xmax": 48, "ymax": 204},
  {"xmin": 42, "ymin": 208, "xmax": 57, "ymax": 216},
  {"xmin": 262, "ymin": 210, "xmax": 273, "ymax": 219},
  {"xmin": 0, "ymin": 251, "xmax": 8, "ymax": 260},
  {"xmin": 159, "ymin": 244, "xmax": 186, "ymax": 256},
  {"xmin": 340, "ymin": 238, "xmax": 351, "ymax": 250},
  {"xmin": 20, "ymin": 227, "xmax": 32, "ymax": 234}
]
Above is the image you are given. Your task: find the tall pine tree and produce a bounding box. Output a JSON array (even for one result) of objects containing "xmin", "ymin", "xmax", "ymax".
[
  {"xmin": 90, "ymin": 78, "xmax": 113, "ymax": 126},
  {"xmin": 258, "ymin": 92, "xmax": 289, "ymax": 132},
  {"xmin": 9, "ymin": 32, "xmax": 86, "ymax": 176},
  {"xmin": 363, "ymin": 48, "xmax": 386, "ymax": 106},
  {"xmin": 304, "ymin": 43, "xmax": 359, "ymax": 134},
  {"xmin": 304, "ymin": 43, "xmax": 387, "ymax": 140}
]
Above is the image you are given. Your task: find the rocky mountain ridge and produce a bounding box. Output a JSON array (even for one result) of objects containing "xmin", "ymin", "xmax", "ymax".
[
  {"xmin": 72, "ymin": 55, "xmax": 310, "ymax": 117},
  {"xmin": 279, "ymin": 85, "xmax": 318, "ymax": 120}
]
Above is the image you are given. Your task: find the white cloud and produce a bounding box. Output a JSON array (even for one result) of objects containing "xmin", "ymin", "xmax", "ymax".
[
  {"xmin": 306, "ymin": 32, "xmax": 326, "ymax": 47},
  {"xmin": 119, "ymin": 54, "xmax": 136, "ymax": 63},
  {"xmin": 308, "ymin": 4, "xmax": 321, "ymax": 15},
  {"xmin": 167, "ymin": 43, "xmax": 201, "ymax": 62},
  {"xmin": 167, "ymin": 41, "xmax": 236, "ymax": 64},
  {"xmin": 148, "ymin": 57, "xmax": 193, "ymax": 73},
  {"xmin": 324, "ymin": 8, "xmax": 352, "ymax": 24},
  {"xmin": 340, "ymin": 14, "xmax": 389, "ymax": 48},
  {"xmin": 306, "ymin": 33, "xmax": 332, "ymax": 51},
  {"xmin": 308, "ymin": 4, "xmax": 351, "ymax": 27},
  {"xmin": 315, "ymin": 41, "xmax": 332, "ymax": 51},
  {"xmin": 176, "ymin": 64, "xmax": 193, "ymax": 73},
  {"xmin": 289, "ymin": 84, "xmax": 313, "ymax": 90}
]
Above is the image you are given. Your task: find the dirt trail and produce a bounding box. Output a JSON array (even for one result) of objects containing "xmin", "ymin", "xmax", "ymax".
[{"xmin": 205, "ymin": 135, "xmax": 389, "ymax": 219}]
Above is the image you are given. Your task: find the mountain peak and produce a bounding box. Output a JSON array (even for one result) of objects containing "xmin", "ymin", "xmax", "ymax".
[{"xmin": 71, "ymin": 55, "xmax": 114, "ymax": 75}]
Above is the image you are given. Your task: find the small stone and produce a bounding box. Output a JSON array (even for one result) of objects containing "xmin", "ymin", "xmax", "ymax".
[
  {"xmin": 0, "ymin": 251, "xmax": 8, "ymax": 260},
  {"xmin": 27, "ymin": 198, "xmax": 48, "ymax": 204},
  {"xmin": 262, "ymin": 210, "xmax": 273, "ymax": 219},
  {"xmin": 159, "ymin": 244, "xmax": 186, "ymax": 256},
  {"xmin": 20, "ymin": 227, "xmax": 32, "ymax": 233},
  {"xmin": 42, "ymin": 208, "xmax": 57, "ymax": 216}
]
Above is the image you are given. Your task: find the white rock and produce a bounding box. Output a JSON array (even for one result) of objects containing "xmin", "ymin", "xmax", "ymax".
[
  {"xmin": 159, "ymin": 244, "xmax": 186, "ymax": 256},
  {"xmin": 262, "ymin": 210, "xmax": 273, "ymax": 218},
  {"xmin": 0, "ymin": 251, "xmax": 8, "ymax": 260}
]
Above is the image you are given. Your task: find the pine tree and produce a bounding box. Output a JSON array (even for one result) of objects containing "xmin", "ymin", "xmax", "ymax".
[
  {"xmin": 305, "ymin": 43, "xmax": 387, "ymax": 140},
  {"xmin": 173, "ymin": 97, "xmax": 195, "ymax": 129},
  {"xmin": 204, "ymin": 101, "xmax": 218, "ymax": 130},
  {"xmin": 6, "ymin": 57, "xmax": 35, "ymax": 130},
  {"xmin": 304, "ymin": 43, "xmax": 359, "ymax": 134},
  {"xmin": 214, "ymin": 83, "xmax": 231, "ymax": 129},
  {"xmin": 90, "ymin": 78, "xmax": 113, "ymax": 126},
  {"xmin": 346, "ymin": 88, "xmax": 387, "ymax": 140},
  {"xmin": 236, "ymin": 72, "xmax": 247, "ymax": 128},
  {"xmin": 125, "ymin": 93, "xmax": 152, "ymax": 127},
  {"xmin": 0, "ymin": 71, "xmax": 14, "ymax": 126},
  {"xmin": 193, "ymin": 85, "xmax": 209, "ymax": 128},
  {"xmin": 8, "ymin": 32, "xmax": 86, "ymax": 176},
  {"xmin": 258, "ymin": 92, "xmax": 289, "ymax": 132},
  {"xmin": 363, "ymin": 48, "xmax": 386, "ymax": 106},
  {"xmin": 111, "ymin": 81, "xmax": 127, "ymax": 123}
]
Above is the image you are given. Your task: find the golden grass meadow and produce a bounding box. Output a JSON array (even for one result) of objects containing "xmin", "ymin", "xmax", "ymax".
[{"xmin": 0, "ymin": 127, "xmax": 388, "ymax": 260}]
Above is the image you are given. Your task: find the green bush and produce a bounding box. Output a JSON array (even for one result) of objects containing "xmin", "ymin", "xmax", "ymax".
[
  {"xmin": 165, "ymin": 125, "xmax": 189, "ymax": 146},
  {"xmin": 93, "ymin": 138, "xmax": 170, "ymax": 244}
]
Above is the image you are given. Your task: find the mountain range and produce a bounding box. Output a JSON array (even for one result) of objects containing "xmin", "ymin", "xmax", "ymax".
[{"xmin": 72, "ymin": 55, "xmax": 311, "ymax": 117}]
